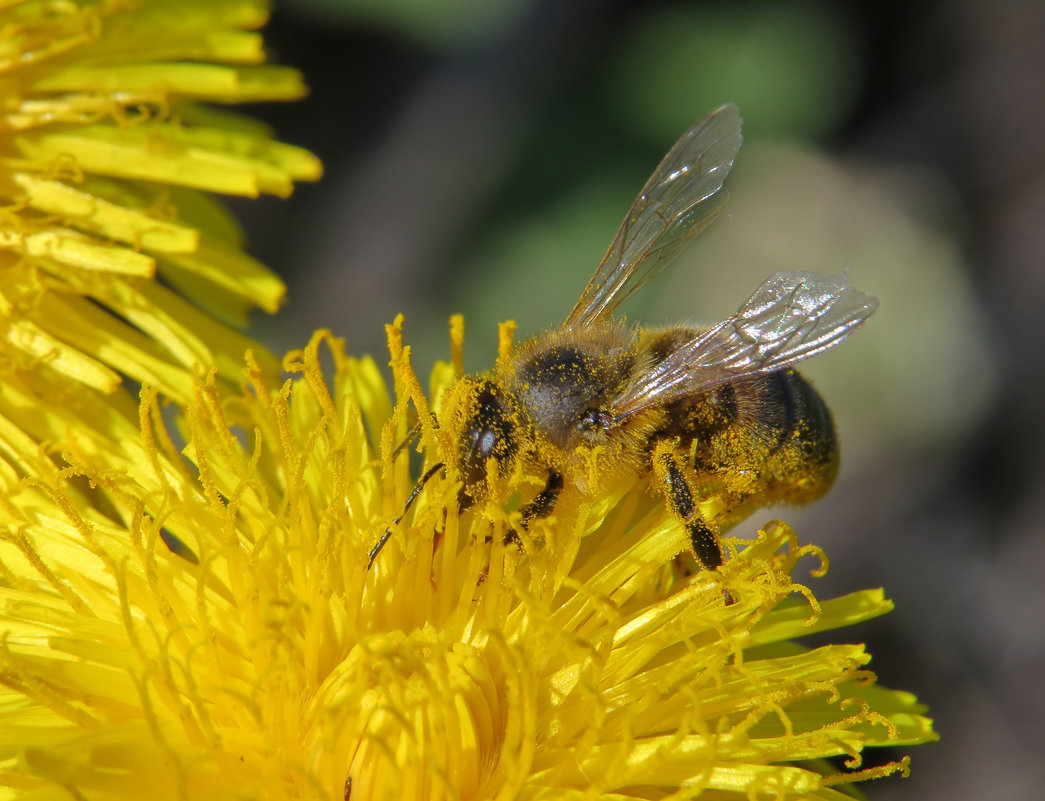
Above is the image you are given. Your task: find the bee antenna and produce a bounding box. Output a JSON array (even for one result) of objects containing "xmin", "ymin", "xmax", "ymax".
[
  {"xmin": 390, "ymin": 421, "xmax": 424, "ymax": 461},
  {"xmin": 367, "ymin": 462, "xmax": 444, "ymax": 569}
]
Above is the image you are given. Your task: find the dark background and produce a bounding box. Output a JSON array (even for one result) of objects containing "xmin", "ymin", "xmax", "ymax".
[{"xmin": 233, "ymin": 1, "xmax": 1045, "ymax": 798}]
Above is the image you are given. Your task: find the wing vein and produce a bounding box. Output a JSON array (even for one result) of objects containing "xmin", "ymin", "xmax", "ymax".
[{"xmin": 566, "ymin": 104, "xmax": 742, "ymax": 328}]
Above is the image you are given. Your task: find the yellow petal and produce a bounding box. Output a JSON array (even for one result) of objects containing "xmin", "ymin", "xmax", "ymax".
[
  {"xmin": 13, "ymin": 173, "xmax": 200, "ymax": 254},
  {"xmin": 32, "ymin": 63, "xmax": 307, "ymax": 103},
  {"xmin": 0, "ymin": 228, "xmax": 155, "ymax": 277},
  {"xmin": 3, "ymin": 317, "xmax": 121, "ymax": 393}
]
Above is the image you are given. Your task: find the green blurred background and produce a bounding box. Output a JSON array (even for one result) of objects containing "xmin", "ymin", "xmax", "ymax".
[{"xmin": 232, "ymin": 1, "xmax": 1045, "ymax": 799}]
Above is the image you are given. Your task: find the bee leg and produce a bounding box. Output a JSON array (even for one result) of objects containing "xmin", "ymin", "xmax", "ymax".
[
  {"xmin": 505, "ymin": 471, "xmax": 564, "ymax": 546},
  {"xmin": 661, "ymin": 455, "xmax": 722, "ymax": 569},
  {"xmin": 660, "ymin": 454, "xmax": 735, "ymax": 603}
]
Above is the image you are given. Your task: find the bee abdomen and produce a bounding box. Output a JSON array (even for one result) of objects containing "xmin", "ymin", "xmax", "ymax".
[
  {"xmin": 766, "ymin": 370, "xmax": 835, "ymax": 461},
  {"xmin": 757, "ymin": 369, "xmax": 838, "ymax": 500}
]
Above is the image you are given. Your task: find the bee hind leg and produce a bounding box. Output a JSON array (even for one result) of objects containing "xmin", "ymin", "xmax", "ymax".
[{"xmin": 658, "ymin": 452, "xmax": 735, "ymax": 603}]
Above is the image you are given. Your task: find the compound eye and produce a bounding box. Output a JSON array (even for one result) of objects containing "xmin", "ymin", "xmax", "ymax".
[
  {"xmin": 475, "ymin": 429, "xmax": 499, "ymax": 459},
  {"xmin": 460, "ymin": 382, "xmax": 518, "ymax": 501}
]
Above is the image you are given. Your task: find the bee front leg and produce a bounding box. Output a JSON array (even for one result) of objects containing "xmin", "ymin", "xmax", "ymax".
[
  {"xmin": 505, "ymin": 471, "xmax": 563, "ymax": 546},
  {"xmin": 658, "ymin": 452, "xmax": 724, "ymax": 570},
  {"xmin": 367, "ymin": 462, "xmax": 444, "ymax": 568}
]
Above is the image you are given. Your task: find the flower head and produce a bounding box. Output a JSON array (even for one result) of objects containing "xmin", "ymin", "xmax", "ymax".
[{"xmin": 0, "ymin": 317, "xmax": 935, "ymax": 799}]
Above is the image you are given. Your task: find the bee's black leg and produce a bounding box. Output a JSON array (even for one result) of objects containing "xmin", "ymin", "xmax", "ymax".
[
  {"xmin": 505, "ymin": 471, "xmax": 563, "ymax": 546},
  {"xmin": 660, "ymin": 454, "xmax": 723, "ymax": 569},
  {"xmin": 659, "ymin": 453, "xmax": 734, "ymax": 603}
]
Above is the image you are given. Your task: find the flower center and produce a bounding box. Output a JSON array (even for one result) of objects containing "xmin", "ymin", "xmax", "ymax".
[{"xmin": 303, "ymin": 626, "xmax": 521, "ymax": 801}]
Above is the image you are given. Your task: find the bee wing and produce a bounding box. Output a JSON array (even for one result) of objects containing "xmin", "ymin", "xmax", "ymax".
[
  {"xmin": 611, "ymin": 272, "xmax": 878, "ymax": 420},
  {"xmin": 565, "ymin": 104, "xmax": 743, "ymax": 329}
]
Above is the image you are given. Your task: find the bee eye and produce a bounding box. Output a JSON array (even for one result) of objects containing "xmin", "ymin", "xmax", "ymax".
[
  {"xmin": 476, "ymin": 429, "xmax": 498, "ymax": 455},
  {"xmin": 460, "ymin": 382, "xmax": 519, "ymax": 498}
]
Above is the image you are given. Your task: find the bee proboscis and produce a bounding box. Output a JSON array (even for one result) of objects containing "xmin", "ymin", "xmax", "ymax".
[{"xmin": 368, "ymin": 104, "xmax": 876, "ymax": 585}]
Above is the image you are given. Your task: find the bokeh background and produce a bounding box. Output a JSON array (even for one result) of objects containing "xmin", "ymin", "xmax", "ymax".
[{"xmin": 232, "ymin": 1, "xmax": 1044, "ymax": 799}]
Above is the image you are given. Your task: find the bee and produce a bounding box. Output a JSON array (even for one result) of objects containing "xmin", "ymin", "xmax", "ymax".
[{"xmin": 368, "ymin": 104, "xmax": 876, "ymax": 578}]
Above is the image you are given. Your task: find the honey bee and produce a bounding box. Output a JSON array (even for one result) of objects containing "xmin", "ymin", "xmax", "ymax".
[{"xmin": 368, "ymin": 104, "xmax": 876, "ymax": 578}]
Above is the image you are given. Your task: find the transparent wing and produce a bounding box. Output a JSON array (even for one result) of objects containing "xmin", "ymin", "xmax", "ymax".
[
  {"xmin": 565, "ymin": 104, "xmax": 743, "ymax": 328},
  {"xmin": 611, "ymin": 272, "xmax": 878, "ymax": 420}
]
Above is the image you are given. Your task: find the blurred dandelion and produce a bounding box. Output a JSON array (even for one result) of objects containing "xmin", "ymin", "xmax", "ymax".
[{"xmin": 0, "ymin": 0, "xmax": 319, "ymax": 402}]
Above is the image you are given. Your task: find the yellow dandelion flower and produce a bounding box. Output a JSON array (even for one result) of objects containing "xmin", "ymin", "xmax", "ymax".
[
  {"xmin": 0, "ymin": 0, "xmax": 320, "ymax": 404},
  {"xmin": 0, "ymin": 317, "xmax": 935, "ymax": 800}
]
